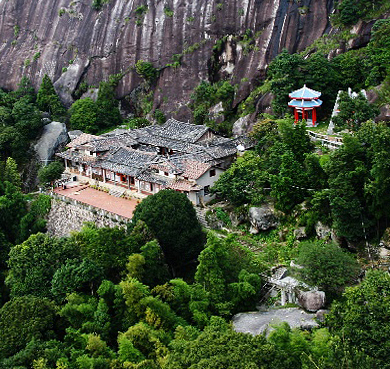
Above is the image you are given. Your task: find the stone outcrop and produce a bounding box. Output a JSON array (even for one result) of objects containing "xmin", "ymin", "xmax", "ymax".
[
  {"xmin": 232, "ymin": 308, "xmax": 319, "ymax": 336},
  {"xmin": 232, "ymin": 114, "xmax": 252, "ymax": 137},
  {"xmin": 298, "ymin": 290, "xmax": 326, "ymax": 312},
  {"xmin": 0, "ymin": 0, "xmax": 336, "ymax": 116},
  {"xmin": 249, "ymin": 205, "xmax": 278, "ymax": 233},
  {"xmin": 315, "ymin": 221, "xmax": 332, "ymax": 240},
  {"xmin": 34, "ymin": 121, "xmax": 69, "ymax": 166}
]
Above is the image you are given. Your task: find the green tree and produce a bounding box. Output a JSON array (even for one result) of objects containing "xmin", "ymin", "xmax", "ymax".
[
  {"xmin": 0, "ymin": 296, "xmax": 59, "ymax": 359},
  {"xmin": 211, "ymin": 151, "xmax": 265, "ymax": 205},
  {"xmin": 0, "ymin": 181, "xmax": 27, "ymax": 243},
  {"xmin": 296, "ymin": 241, "xmax": 360, "ymax": 296},
  {"xmin": 12, "ymin": 96, "xmax": 43, "ymax": 139},
  {"xmin": 135, "ymin": 60, "xmax": 159, "ymax": 84},
  {"xmin": 333, "ymin": 91, "xmax": 379, "ymax": 132},
  {"xmin": 3, "ymin": 157, "xmax": 21, "ymax": 189},
  {"xmin": 37, "ymin": 74, "xmax": 66, "ymax": 119},
  {"xmin": 6, "ymin": 233, "xmax": 78, "ymax": 298},
  {"xmin": 130, "ymin": 190, "xmax": 206, "ymax": 274},
  {"xmin": 69, "ymin": 97, "xmax": 99, "ymax": 133},
  {"xmin": 71, "ymin": 225, "xmax": 133, "ymax": 281},
  {"xmin": 51, "ymin": 258, "xmax": 104, "ymax": 302},
  {"xmin": 38, "ymin": 161, "xmax": 64, "ymax": 186},
  {"xmin": 325, "ymin": 135, "xmax": 371, "ymax": 241},
  {"xmin": 327, "ymin": 269, "xmax": 390, "ymax": 367},
  {"xmin": 96, "ymin": 81, "xmax": 122, "ymax": 130}
]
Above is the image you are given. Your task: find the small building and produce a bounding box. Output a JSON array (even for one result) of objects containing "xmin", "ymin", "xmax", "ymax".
[
  {"xmin": 288, "ymin": 85, "xmax": 322, "ymax": 127},
  {"xmin": 57, "ymin": 119, "xmax": 255, "ymax": 205}
]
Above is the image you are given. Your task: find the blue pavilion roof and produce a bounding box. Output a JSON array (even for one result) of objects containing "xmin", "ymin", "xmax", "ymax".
[
  {"xmin": 288, "ymin": 99, "xmax": 323, "ymax": 109},
  {"xmin": 289, "ymin": 85, "xmax": 321, "ymax": 99}
]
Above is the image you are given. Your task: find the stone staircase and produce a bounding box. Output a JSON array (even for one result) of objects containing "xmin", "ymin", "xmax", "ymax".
[
  {"xmin": 195, "ymin": 207, "xmax": 208, "ymax": 228},
  {"xmin": 109, "ymin": 187, "xmax": 126, "ymax": 198}
]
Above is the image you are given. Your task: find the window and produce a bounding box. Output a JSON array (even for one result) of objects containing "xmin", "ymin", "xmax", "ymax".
[
  {"xmin": 164, "ymin": 172, "xmax": 169, "ymax": 176},
  {"xmin": 130, "ymin": 176, "xmax": 135, "ymax": 185},
  {"xmin": 204, "ymin": 185, "xmax": 210, "ymax": 196},
  {"xmin": 150, "ymin": 183, "xmax": 154, "ymax": 192},
  {"xmin": 209, "ymin": 169, "xmax": 216, "ymax": 177}
]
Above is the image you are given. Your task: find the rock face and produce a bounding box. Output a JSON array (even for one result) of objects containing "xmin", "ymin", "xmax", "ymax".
[
  {"xmin": 249, "ymin": 205, "xmax": 278, "ymax": 233},
  {"xmin": 0, "ymin": 0, "xmax": 335, "ymax": 116},
  {"xmin": 232, "ymin": 114, "xmax": 252, "ymax": 137},
  {"xmin": 34, "ymin": 121, "xmax": 69, "ymax": 165},
  {"xmin": 232, "ymin": 308, "xmax": 319, "ymax": 336},
  {"xmin": 315, "ymin": 221, "xmax": 332, "ymax": 240},
  {"xmin": 298, "ymin": 290, "xmax": 326, "ymax": 312}
]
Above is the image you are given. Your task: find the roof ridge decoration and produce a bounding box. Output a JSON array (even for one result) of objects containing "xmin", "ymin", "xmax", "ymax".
[{"xmin": 289, "ymin": 85, "xmax": 321, "ymax": 100}]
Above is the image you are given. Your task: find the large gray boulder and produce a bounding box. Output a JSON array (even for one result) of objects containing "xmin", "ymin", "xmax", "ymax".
[
  {"xmin": 34, "ymin": 121, "xmax": 68, "ymax": 166},
  {"xmin": 315, "ymin": 222, "xmax": 332, "ymax": 240},
  {"xmin": 249, "ymin": 205, "xmax": 278, "ymax": 234},
  {"xmin": 298, "ymin": 291, "xmax": 326, "ymax": 312},
  {"xmin": 232, "ymin": 308, "xmax": 319, "ymax": 336},
  {"xmin": 232, "ymin": 114, "xmax": 252, "ymax": 137}
]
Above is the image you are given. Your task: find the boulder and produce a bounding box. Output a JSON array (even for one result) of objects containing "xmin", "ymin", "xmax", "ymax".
[
  {"xmin": 249, "ymin": 205, "xmax": 278, "ymax": 234},
  {"xmin": 298, "ymin": 290, "xmax": 326, "ymax": 312},
  {"xmin": 315, "ymin": 309, "xmax": 329, "ymax": 323},
  {"xmin": 232, "ymin": 114, "xmax": 252, "ymax": 137},
  {"xmin": 315, "ymin": 222, "xmax": 332, "ymax": 239},
  {"xmin": 294, "ymin": 227, "xmax": 307, "ymax": 240},
  {"xmin": 209, "ymin": 102, "xmax": 224, "ymax": 126},
  {"xmin": 34, "ymin": 122, "xmax": 68, "ymax": 166}
]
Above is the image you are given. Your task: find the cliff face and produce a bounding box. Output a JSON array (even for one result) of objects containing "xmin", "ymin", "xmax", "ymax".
[{"xmin": 0, "ymin": 0, "xmax": 335, "ymax": 116}]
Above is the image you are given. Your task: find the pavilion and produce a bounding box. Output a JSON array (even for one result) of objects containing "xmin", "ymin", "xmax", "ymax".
[{"xmin": 288, "ymin": 85, "xmax": 322, "ymax": 127}]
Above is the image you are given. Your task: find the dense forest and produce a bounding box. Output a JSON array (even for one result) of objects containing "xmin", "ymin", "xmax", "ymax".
[{"xmin": 1, "ymin": 1, "xmax": 390, "ymax": 368}]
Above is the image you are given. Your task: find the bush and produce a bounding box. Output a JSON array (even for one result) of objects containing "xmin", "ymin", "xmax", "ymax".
[{"xmin": 296, "ymin": 241, "xmax": 360, "ymax": 296}]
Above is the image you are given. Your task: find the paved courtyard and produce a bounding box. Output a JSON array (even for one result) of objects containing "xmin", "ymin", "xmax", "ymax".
[{"xmin": 54, "ymin": 184, "xmax": 139, "ymax": 219}]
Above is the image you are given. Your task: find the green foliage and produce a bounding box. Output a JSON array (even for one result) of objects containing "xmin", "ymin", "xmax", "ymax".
[
  {"xmin": 18, "ymin": 194, "xmax": 52, "ymax": 242},
  {"xmin": 327, "ymin": 270, "xmax": 390, "ymax": 367},
  {"xmin": 164, "ymin": 7, "xmax": 174, "ymax": 17},
  {"xmin": 69, "ymin": 97, "xmax": 99, "ymax": 133},
  {"xmin": 91, "ymin": 0, "xmax": 109, "ymax": 11},
  {"xmin": 131, "ymin": 190, "xmax": 206, "ymax": 274},
  {"xmin": 6, "ymin": 233, "xmax": 78, "ymax": 298},
  {"xmin": 96, "ymin": 81, "xmax": 122, "ymax": 129},
  {"xmin": 51, "ymin": 259, "xmax": 104, "ymax": 302},
  {"xmin": 334, "ymin": 0, "xmax": 387, "ymax": 26},
  {"xmin": 296, "ymin": 241, "xmax": 360, "ymax": 296},
  {"xmin": 164, "ymin": 317, "xmax": 277, "ymax": 368},
  {"xmin": 0, "ymin": 296, "xmax": 58, "ymax": 359},
  {"xmin": 195, "ymin": 233, "xmax": 262, "ymax": 316},
  {"xmin": 70, "ymin": 224, "xmax": 134, "ymax": 281},
  {"xmin": 37, "ymin": 74, "xmax": 66, "ymax": 119},
  {"xmin": 211, "ymin": 151, "xmax": 265, "ymax": 205},
  {"xmin": 0, "ymin": 181, "xmax": 27, "ymax": 243},
  {"xmin": 135, "ymin": 60, "xmax": 159, "ymax": 84},
  {"xmin": 38, "ymin": 161, "xmax": 64, "ymax": 185},
  {"xmin": 3, "ymin": 157, "xmax": 21, "ymax": 189},
  {"xmin": 153, "ymin": 109, "xmax": 166, "ymax": 124},
  {"xmin": 13, "ymin": 25, "xmax": 20, "ymax": 38},
  {"xmin": 333, "ymin": 91, "xmax": 379, "ymax": 131}
]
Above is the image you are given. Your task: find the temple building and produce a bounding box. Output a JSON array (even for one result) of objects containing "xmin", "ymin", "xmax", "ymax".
[
  {"xmin": 288, "ymin": 85, "xmax": 322, "ymax": 126},
  {"xmin": 57, "ymin": 119, "xmax": 254, "ymax": 205}
]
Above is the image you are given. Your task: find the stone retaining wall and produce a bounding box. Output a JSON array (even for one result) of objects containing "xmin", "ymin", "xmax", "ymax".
[{"xmin": 46, "ymin": 193, "xmax": 130, "ymax": 237}]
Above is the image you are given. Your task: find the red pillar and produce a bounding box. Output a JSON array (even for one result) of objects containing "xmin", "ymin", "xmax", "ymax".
[
  {"xmin": 294, "ymin": 109, "xmax": 298, "ymax": 123},
  {"xmin": 302, "ymin": 109, "xmax": 305, "ymax": 121},
  {"xmin": 312, "ymin": 108, "xmax": 316, "ymax": 126}
]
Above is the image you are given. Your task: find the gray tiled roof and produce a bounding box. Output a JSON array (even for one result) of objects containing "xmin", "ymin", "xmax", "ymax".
[{"xmin": 153, "ymin": 119, "xmax": 210, "ymax": 143}]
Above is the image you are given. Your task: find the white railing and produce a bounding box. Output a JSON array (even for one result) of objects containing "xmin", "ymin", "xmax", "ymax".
[{"xmin": 307, "ymin": 130, "xmax": 343, "ymax": 150}]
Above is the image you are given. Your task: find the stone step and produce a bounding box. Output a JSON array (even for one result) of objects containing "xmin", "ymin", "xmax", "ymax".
[
  {"xmin": 109, "ymin": 187, "xmax": 126, "ymax": 198},
  {"xmin": 195, "ymin": 207, "xmax": 208, "ymax": 228}
]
